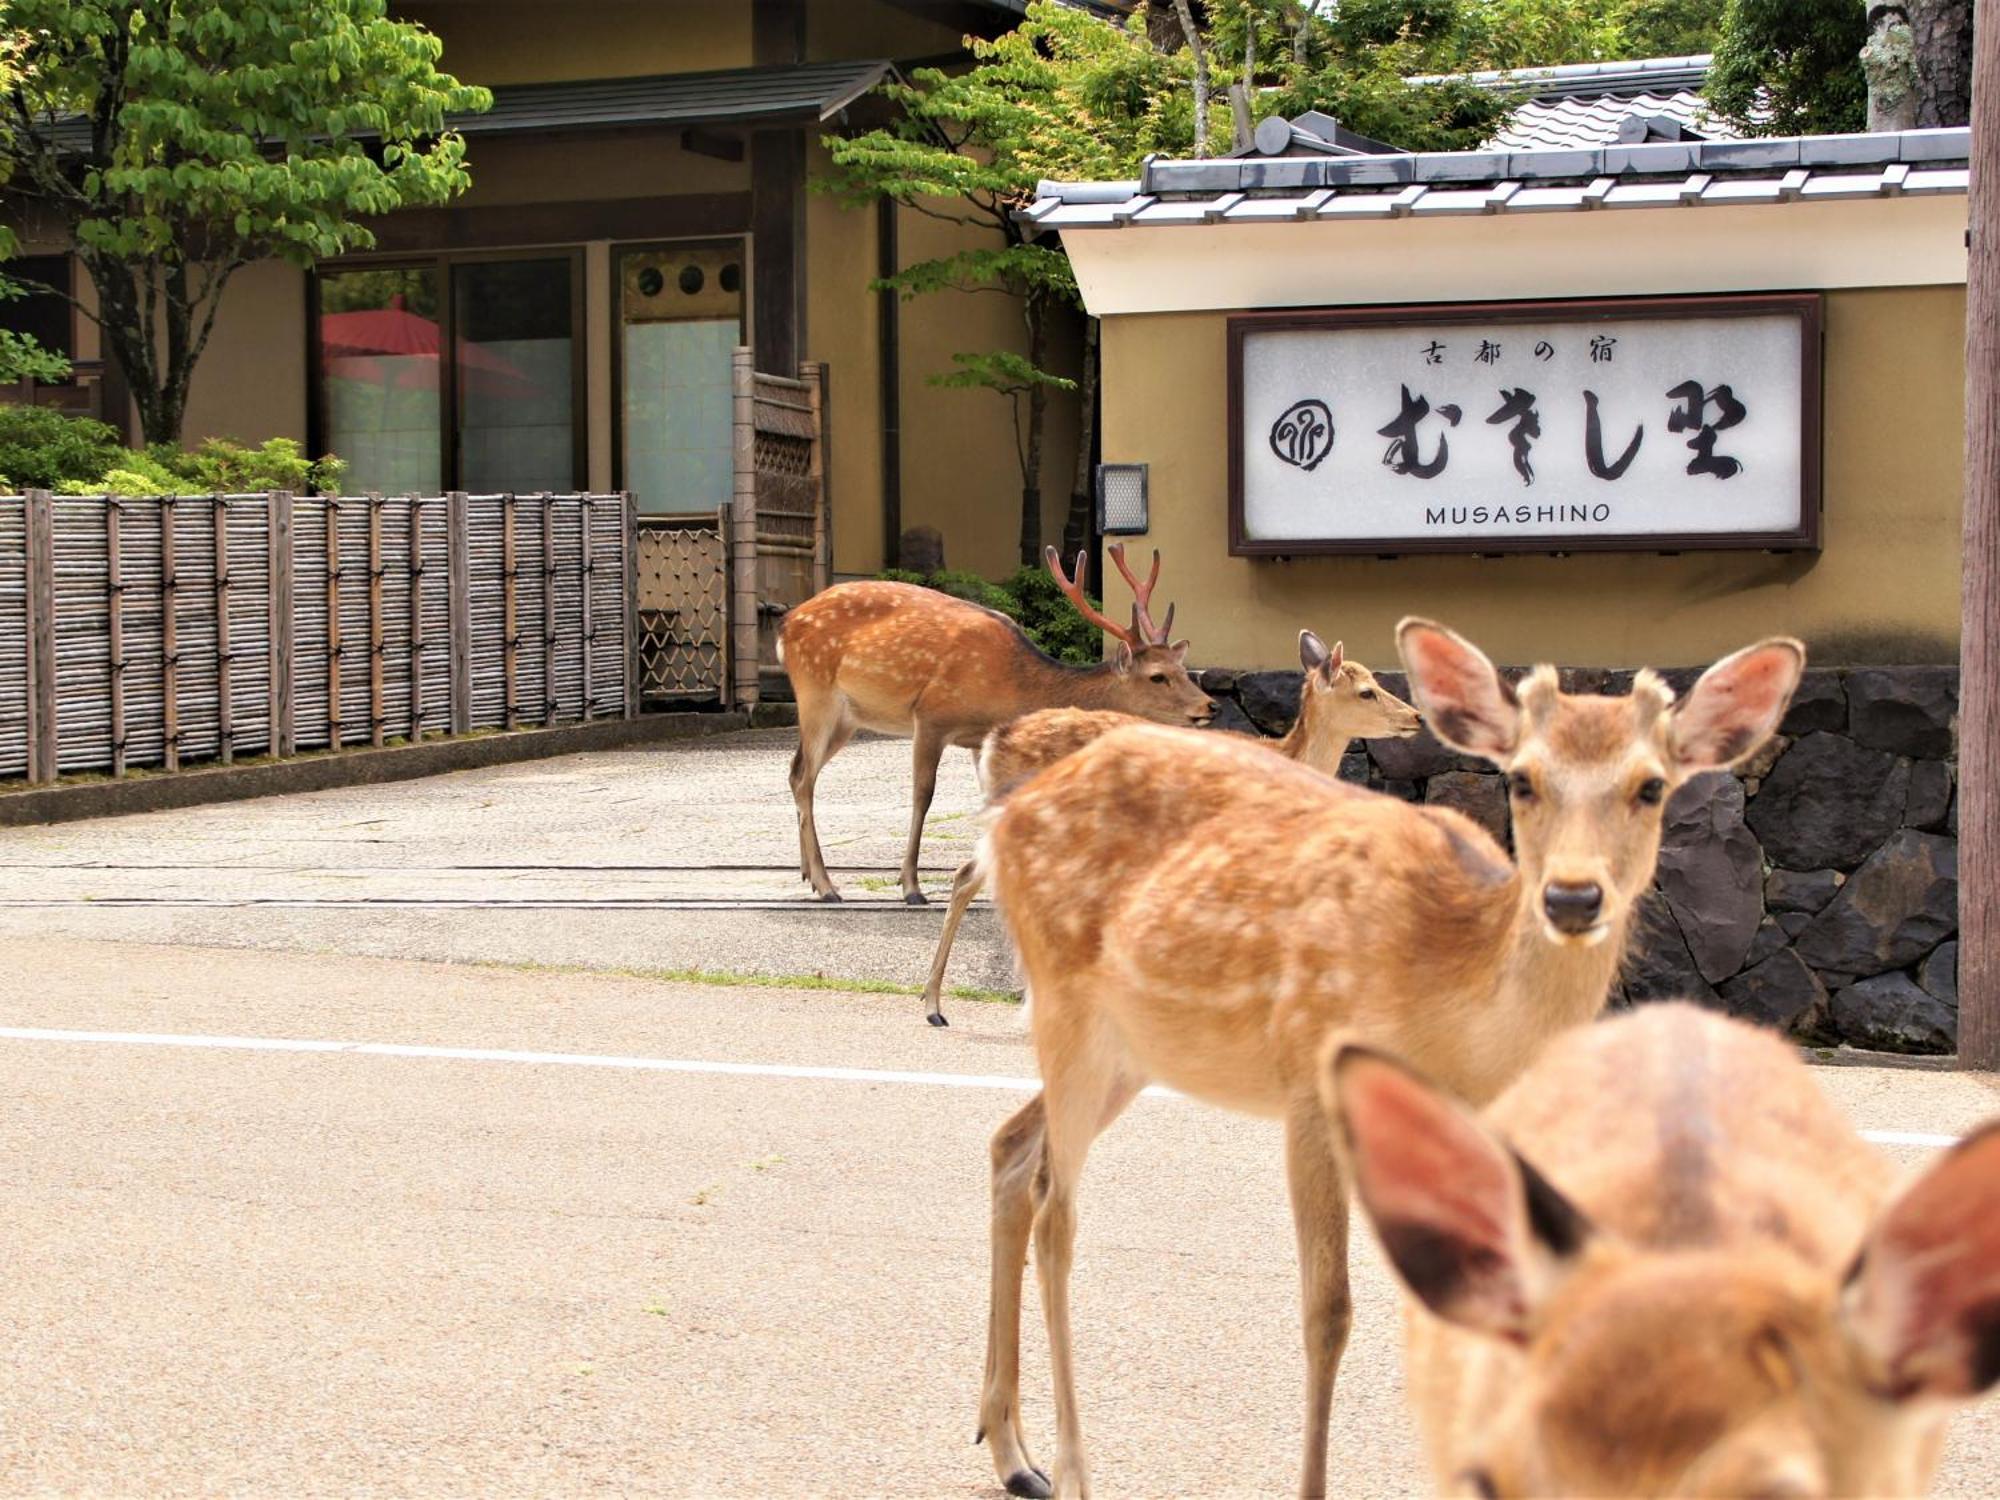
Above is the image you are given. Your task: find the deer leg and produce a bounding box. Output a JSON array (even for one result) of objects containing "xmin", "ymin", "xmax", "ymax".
[
  {"xmin": 920, "ymin": 858, "xmax": 983, "ymax": 1025},
  {"xmin": 1032, "ymin": 1049, "xmax": 1144, "ymax": 1500},
  {"xmin": 979, "ymin": 1092, "xmax": 1049, "ymax": 1498},
  {"xmin": 790, "ymin": 699, "xmax": 854, "ymax": 901},
  {"xmin": 900, "ymin": 725, "xmax": 947, "ymax": 904},
  {"xmin": 1284, "ymin": 1095, "xmax": 1354, "ymax": 1500}
]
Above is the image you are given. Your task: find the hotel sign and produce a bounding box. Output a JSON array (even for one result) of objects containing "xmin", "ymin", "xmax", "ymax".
[{"xmin": 1228, "ymin": 295, "xmax": 1822, "ymax": 555}]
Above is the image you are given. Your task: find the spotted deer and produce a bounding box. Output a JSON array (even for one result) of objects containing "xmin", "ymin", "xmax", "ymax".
[
  {"xmin": 917, "ymin": 630, "xmax": 1421, "ymax": 1025},
  {"xmin": 777, "ymin": 546, "xmax": 1212, "ymax": 903},
  {"xmin": 1332, "ymin": 1002, "xmax": 2000, "ymax": 1499},
  {"xmin": 974, "ymin": 620, "xmax": 1804, "ymax": 1500}
]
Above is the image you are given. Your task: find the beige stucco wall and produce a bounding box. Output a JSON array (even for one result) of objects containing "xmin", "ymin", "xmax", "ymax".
[
  {"xmin": 393, "ymin": 1, "xmax": 749, "ymax": 84},
  {"xmin": 804, "ymin": 144, "xmax": 883, "ymax": 576},
  {"xmin": 176, "ymin": 259, "xmax": 311, "ymax": 449},
  {"xmin": 1098, "ymin": 285, "xmax": 1966, "ymax": 671},
  {"xmin": 448, "ymin": 132, "xmax": 749, "ymax": 208}
]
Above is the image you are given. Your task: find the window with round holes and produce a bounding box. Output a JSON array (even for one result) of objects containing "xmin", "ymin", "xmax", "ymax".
[
  {"xmin": 678, "ymin": 264, "xmax": 705, "ymax": 295},
  {"xmin": 635, "ymin": 266, "xmax": 664, "ymax": 297}
]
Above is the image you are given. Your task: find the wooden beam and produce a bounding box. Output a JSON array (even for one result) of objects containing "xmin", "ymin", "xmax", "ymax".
[
  {"xmin": 24, "ymin": 489, "xmax": 55, "ymax": 784},
  {"xmin": 447, "ymin": 489, "xmax": 471, "ymax": 735},
  {"xmin": 269, "ymin": 491, "xmax": 296, "ymax": 758},
  {"xmin": 1960, "ymin": 3, "xmax": 2000, "ymax": 1072},
  {"xmin": 752, "ymin": 130, "xmax": 805, "ymax": 374},
  {"xmin": 360, "ymin": 192, "xmax": 751, "ymax": 256},
  {"xmin": 681, "ymin": 128, "xmax": 745, "ymax": 163}
]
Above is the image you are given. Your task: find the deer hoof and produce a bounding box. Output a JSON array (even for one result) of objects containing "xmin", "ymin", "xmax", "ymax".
[
  {"xmin": 816, "ymin": 889, "xmax": 842, "ymax": 904},
  {"xmin": 904, "ymin": 890, "xmax": 929, "ymax": 906},
  {"xmin": 1004, "ymin": 1470, "xmax": 1053, "ymax": 1500},
  {"xmin": 927, "ymin": 1012, "xmax": 949, "ymax": 1028}
]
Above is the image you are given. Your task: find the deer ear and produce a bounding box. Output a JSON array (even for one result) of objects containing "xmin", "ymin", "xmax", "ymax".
[
  {"xmin": 1329, "ymin": 1044, "xmax": 1592, "ymax": 1343},
  {"xmin": 1841, "ymin": 1119, "xmax": 2000, "ymax": 1403},
  {"xmin": 1327, "ymin": 639, "xmax": 1345, "ymax": 675},
  {"xmin": 1111, "ymin": 639, "xmax": 1135, "ymax": 674},
  {"xmin": 1396, "ymin": 618, "xmax": 1519, "ymax": 760},
  {"xmin": 1299, "ymin": 629, "xmax": 1329, "ymax": 674},
  {"xmin": 1167, "ymin": 639, "xmax": 1190, "ymax": 664},
  {"xmin": 1670, "ymin": 638, "xmax": 1805, "ymax": 772}
]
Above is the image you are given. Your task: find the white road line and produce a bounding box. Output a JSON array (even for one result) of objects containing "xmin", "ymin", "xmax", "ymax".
[{"xmin": 0, "ymin": 1026, "xmax": 1959, "ymax": 1147}]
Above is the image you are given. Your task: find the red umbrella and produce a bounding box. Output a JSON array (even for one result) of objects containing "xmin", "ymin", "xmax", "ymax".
[{"xmin": 320, "ymin": 293, "xmax": 530, "ymax": 385}]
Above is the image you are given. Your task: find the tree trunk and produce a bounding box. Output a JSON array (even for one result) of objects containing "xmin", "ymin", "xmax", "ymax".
[
  {"xmin": 1063, "ymin": 316, "xmax": 1101, "ymax": 558},
  {"xmin": 1911, "ymin": 0, "xmax": 1974, "ymax": 127},
  {"xmin": 1231, "ymin": 2, "xmax": 1257, "ymax": 151},
  {"xmin": 1173, "ymin": 0, "xmax": 1212, "ymax": 156},
  {"xmin": 1019, "ymin": 298, "xmax": 1049, "ymax": 566},
  {"xmin": 1958, "ymin": 0, "xmax": 1999, "ymax": 1068}
]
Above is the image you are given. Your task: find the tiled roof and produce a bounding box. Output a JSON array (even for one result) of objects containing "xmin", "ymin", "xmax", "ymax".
[
  {"xmin": 1490, "ymin": 89, "xmax": 1740, "ymax": 150},
  {"xmin": 1024, "ymin": 127, "xmax": 1969, "ymax": 232},
  {"xmin": 1408, "ymin": 54, "xmax": 1716, "ymax": 100}
]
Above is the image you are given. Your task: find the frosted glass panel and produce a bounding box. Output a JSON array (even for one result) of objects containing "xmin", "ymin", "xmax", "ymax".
[
  {"xmin": 455, "ymin": 258, "xmax": 575, "ymax": 493},
  {"xmin": 623, "ymin": 318, "xmax": 738, "ymax": 514},
  {"xmin": 319, "ymin": 267, "xmax": 442, "ymax": 494}
]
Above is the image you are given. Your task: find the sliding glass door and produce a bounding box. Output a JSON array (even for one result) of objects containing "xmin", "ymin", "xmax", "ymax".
[
  {"xmin": 315, "ymin": 253, "xmax": 583, "ymax": 494},
  {"xmin": 617, "ymin": 242, "xmax": 745, "ymax": 514}
]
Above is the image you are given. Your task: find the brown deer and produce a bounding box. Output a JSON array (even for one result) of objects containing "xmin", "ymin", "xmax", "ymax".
[
  {"xmin": 1332, "ymin": 1002, "xmax": 2000, "ymax": 1499},
  {"xmin": 974, "ymin": 619, "xmax": 1804, "ymax": 1500},
  {"xmin": 917, "ymin": 630, "xmax": 1421, "ymax": 1025},
  {"xmin": 777, "ymin": 545, "xmax": 1212, "ymax": 903}
]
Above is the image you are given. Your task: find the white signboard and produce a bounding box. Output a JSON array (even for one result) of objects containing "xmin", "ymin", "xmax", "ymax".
[{"xmin": 1228, "ymin": 296, "xmax": 1820, "ymax": 555}]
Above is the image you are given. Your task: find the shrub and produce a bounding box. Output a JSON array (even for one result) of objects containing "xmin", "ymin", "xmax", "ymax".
[
  {"xmin": 879, "ymin": 563, "xmax": 1105, "ymax": 666},
  {"xmin": 0, "ymin": 405, "xmax": 124, "ymax": 489}
]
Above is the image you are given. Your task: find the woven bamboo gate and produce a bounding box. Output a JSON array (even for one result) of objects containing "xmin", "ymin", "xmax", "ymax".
[
  {"xmin": 730, "ymin": 351, "xmax": 829, "ymax": 706},
  {"xmin": 0, "ymin": 489, "xmax": 634, "ymax": 784}
]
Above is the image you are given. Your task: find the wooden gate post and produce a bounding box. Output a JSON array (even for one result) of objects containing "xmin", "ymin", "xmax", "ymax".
[
  {"xmin": 730, "ymin": 348, "xmax": 761, "ymax": 708},
  {"xmin": 447, "ymin": 489, "xmax": 472, "ymax": 735},
  {"xmin": 622, "ymin": 491, "xmax": 639, "ymax": 720},
  {"xmin": 269, "ymin": 491, "xmax": 296, "ymax": 758},
  {"xmin": 1959, "ymin": 5, "xmax": 2000, "ymax": 1071},
  {"xmin": 23, "ymin": 488, "xmax": 55, "ymax": 783},
  {"xmin": 801, "ymin": 360, "xmax": 829, "ymax": 596}
]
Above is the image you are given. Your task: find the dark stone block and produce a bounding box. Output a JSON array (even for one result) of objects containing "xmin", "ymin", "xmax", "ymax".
[
  {"xmin": 1379, "ymin": 778, "xmax": 1420, "ymax": 804},
  {"xmin": 1367, "ymin": 725, "xmax": 1461, "ymax": 781},
  {"xmin": 1745, "ymin": 733, "xmax": 1909, "ymax": 870},
  {"xmin": 1766, "ymin": 867, "xmax": 1844, "ymax": 914},
  {"xmin": 1657, "ymin": 772, "xmax": 1765, "ymax": 984},
  {"xmin": 1559, "ymin": 666, "xmax": 1615, "ymax": 696},
  {"xmin": 1337, "ymin": 750, "xmax": 1370, "ymax": 784},
  {"xmin": 1793, "ymin": 830, "xmax": 1957, "ymax": 979},
  {"xmin": 1202, "ymin": 697, "xmax": 1259, "ymax": 736},
  {"xmin": 1830, "ymin": 972, "xmax": 1957, "ymax": 1054},
  {"xmin": 1846, "ymin": 667, "xmax": 1957, "ymax": 759},
  {"xmin": 1744, "ymin": 917, "xmax": 1789, "ymax": 969},
  {"xmin": 1779, "ymin": 672, "xmax": 1847, "ymax": 735},
  {"xmin": 1718, "ymin": 948, "xmax": 1826, "ymax": 1032},
  {"xmin": 896, "ymin": 525, "xmax": 945, "ymax": 574},
  {"xmin": 1196, "ymin": 666, "xmax": 1238, "ymax": 694},
  {"xmin": 1426, "ymin": 770, "xmax": 1509, "ymax": 847},
  {"xmin": 1368, "ymin": 669, "xmax": 1410, "ymax": 703},
  {"xmin": 1905, "ymin": 760, "xmax": 1953, "ymax": 830},
  {"xmin": 1918, "ymin": 939, "xmax": 1958, "ymax": 1006},
  {"xmin": 1621, "ymin": 888, "xmax": 1718, "ymax": 1005},
  {"xmin": 1777, "ymin": 911, "xmax": 1813, "ymax": 938},
  {"xmin": 1238, "ymin": 671, "xmax": 1303, "ymax": 736}
]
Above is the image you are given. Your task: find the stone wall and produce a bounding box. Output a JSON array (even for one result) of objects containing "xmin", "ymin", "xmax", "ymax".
[{"xmin": 1197, "ymin": 664, "xmax": 1960, "ymax": 1055}]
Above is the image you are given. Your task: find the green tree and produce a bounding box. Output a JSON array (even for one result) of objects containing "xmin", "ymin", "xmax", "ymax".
[
  {"xmin": 2, "ymin": 0, "xmax": 489, "ymax": 444},
  {"xmin": 1708, "ymin": 0, "xmax": 1867, "ymax": 136},
  {"xmin": 824, "ymin": 0, "xmax": 1508, "ymax": 566},
  {"xmin": 0, "ymin": 34, "xmax": 68, "ymax": 384}
]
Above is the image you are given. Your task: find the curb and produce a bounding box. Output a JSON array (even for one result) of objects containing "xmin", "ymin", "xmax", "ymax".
[{"xmin": 0, "ymin": 711, "xmax": 757, "ymax": 828}]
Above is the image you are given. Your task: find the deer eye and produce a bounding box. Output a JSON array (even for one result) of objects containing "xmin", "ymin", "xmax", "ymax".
[
  {"xmin": 1635, "ymin": 777, "xmax": 1666, "ymax": 806},
  {"xmin": 1506, "ymin": 772, "xmax": 1536, "ymax": 802},
  {"xmin": 1358, "ymin": 689, "xmax": 1376, "ymax": 700},
  {"xmin": 1148, "ymin": 672, "xmax": 1167, "ymax": 684}
]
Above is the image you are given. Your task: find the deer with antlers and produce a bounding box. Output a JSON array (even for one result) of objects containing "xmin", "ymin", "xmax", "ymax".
[
  {"xmin": 917, "ymin": 630, "xmax": 1422, "ymax": 1025},
  {"xmin": 777, "ymin": 545, "xmax": 1211, "ymax": 903},
  {"xmin": 1333, "ymin": 1002, "xmax": 2000, "ymax": 1499},
  {"xmin": 973, "ymin": 619, "xmax": 1804, "ymax": 1500}
]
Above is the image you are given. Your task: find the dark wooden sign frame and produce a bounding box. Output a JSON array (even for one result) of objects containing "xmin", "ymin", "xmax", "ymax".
[{"xmin": 1226, "ymin": 292, "xmax": 1824, "ymax": 557}]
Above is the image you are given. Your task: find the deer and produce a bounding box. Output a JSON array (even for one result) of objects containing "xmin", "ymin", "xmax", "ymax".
[
  {"xmin": 916, "ymin": 630, "xmax": 1421, "ymax": 1025},
  {"xmin": 973, "ymin": 618, "xmax": 1805, "ymax": 1500},
  {"xmin": 1332, "ymin": 1001, "xmax": 2000, "ymax": 1499},
  {"xmin": 776, "ymin": 545, "xmax": 1212, "ymax": 904}
]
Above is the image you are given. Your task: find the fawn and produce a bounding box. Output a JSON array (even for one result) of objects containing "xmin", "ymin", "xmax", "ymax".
[
  {"xmin": 916, "ymin": 630, "xmax": 1421, "ymax": 1024},
  {"xmin": 777, "ymin": 545, "xmax": 1211, "ymax": 903},
  {"xmin": 974, "ymin": 619, "xmax": 1804, "ymax": 1499},
  {"xmin": 1333, "ymin": 1001, "xmax": 2000, "ymax": 1499}
]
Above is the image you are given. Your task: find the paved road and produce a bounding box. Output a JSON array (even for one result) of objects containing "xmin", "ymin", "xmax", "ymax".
[{"xmin": 1, "ymin": 733, "xmax": 1998, "ymax": 1495}]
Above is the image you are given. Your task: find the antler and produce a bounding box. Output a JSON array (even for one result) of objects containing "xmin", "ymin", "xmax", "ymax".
[
  {"xmin": 1109, "ymin": 544, "xmax": 1175, "ymax": 645},
  {"xmin": 1043, "ymin": 546, "xmax": 1138, "ymax": 650}
]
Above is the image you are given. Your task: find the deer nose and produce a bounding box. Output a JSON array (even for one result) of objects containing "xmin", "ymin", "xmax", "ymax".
[{"xmin": 1542, "ymin": 881, "xmax": 1604, "ymax": 934}]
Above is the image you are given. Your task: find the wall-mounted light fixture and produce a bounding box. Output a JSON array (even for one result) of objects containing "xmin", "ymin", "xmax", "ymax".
[{"xmin": 1095, "ymin": 463, "xmax": 1149, "ymax": 535}]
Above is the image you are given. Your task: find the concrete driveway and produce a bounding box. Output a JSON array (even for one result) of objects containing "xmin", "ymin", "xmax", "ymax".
[{"xmin": 0, "ymin": 731, "xmax": 1996, "ymax": 1496}]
